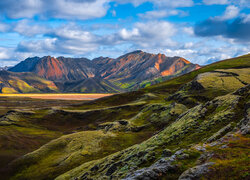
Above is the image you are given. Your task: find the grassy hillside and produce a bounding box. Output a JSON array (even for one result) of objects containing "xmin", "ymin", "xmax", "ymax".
[
  {"xmin": 0, "ymin": 71, "xmax": 59, "ymax": 93},
  {"xmin": 144, "ymin": 54, "xmax": 250, "ymax": 93},
  {"xmin": 0, "ymin": 54, "xmax": 249, "ymax": 180}
]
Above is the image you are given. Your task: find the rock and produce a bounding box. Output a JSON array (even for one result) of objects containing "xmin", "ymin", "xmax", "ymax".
[
  {"xmin": 220, "ymin": 144, "xmax": 228, "ymax": 149},
  {"xmin": 90, "ymin": 165, "xmax": 99, "ymax": 172},
  {"xmin": 197, "ymin": 153, "xmax": 214, "ymax": 164},
  {"xmin": 238, "ymin": 102, "xmax": 250, "ymax": 135},
  {"xmin": 79, "ymin": 172, "xmax": 92, "ymax": 180},
  {"xmin": 106, "ymin": 162, "xmax": 121, "ymax": 176},
  {"xmin": 162, "ymin": 149, "xmax": 172, "ymax": 157},
  {"xmin": 187, "ymin": 80, "xmax": 205, "ymax": 91},
  {"xmin": 233, "ymin": 84, "xmax": 250, "ymax": 96},
  {"xmin": 178, "ymin": 153, "xmax": 190, "ymax": 160},
  {"xmin": 178, "ymin": 162, "xmax": 215, "ymax": 180},
  {"xmin": 98, "ymin": 122, "xmax": 114, "ymax": 131},
  {"xmin": 123, "ymin": 158, "xmax": 178, "ymax": 180},
  {"xmin": 194, "ymin": 145, "xmax": 206, "ymax": 152},
  {"xmin": 122, "ymin": 149, "xmax": 190, "ymax": 180},
  {"xmin": 206, "ymin": 123, "xmax": 234, "ymax": 143},
  {"xmin": 118, "ymin": 120, "xmax": 129, "ymax": 126}
]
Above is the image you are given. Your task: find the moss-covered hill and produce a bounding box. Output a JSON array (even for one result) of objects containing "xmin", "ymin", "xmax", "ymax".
[{"xmin": 1, "ymin": 54, "xmax": 250, "ymax": 180}]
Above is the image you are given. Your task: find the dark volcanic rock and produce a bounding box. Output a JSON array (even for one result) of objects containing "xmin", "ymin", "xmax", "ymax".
[
  {"xmin": 123, "ymin": 157, "xmax": 178, "ymax": 180},
  {"xmin": 122, "ymin": 150, "xmax": 188, "ymax": 180}
]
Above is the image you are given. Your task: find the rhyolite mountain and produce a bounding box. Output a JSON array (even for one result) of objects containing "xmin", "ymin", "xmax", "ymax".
[
  {"xmin": 1, "ymin": 54, "xmax": 249, "ymax": 180},
  {"xmin": 9, "ymin": 56, "xmax": 97, "ymax": 81},
  {"xmin": 94, "ymin": 50, "xmax": 200, "ymax": 87},
  {"xmin": 6, "ymin": 50, "xmax": 200, "ymax": 93}
]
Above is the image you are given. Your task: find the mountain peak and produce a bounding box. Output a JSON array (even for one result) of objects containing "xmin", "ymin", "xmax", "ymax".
[{"xmin": 130, "ymin": 50, "xmax": 143, "ymax": 54}]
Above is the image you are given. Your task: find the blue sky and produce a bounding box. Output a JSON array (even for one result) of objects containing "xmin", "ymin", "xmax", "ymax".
[{"xmin": 0, "ymin": 0, "xmax": 249, "ymax": 66}]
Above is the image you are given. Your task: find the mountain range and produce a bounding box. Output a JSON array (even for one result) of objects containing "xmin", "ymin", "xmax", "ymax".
[{"xmin": 1, "ymin": 50, "xmax": 200, "ymax": 93}]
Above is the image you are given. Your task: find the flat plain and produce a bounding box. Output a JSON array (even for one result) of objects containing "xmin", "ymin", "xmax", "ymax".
[{"xmin": 0, "ymin": 93, "xmax": 113, "ymax": 100}]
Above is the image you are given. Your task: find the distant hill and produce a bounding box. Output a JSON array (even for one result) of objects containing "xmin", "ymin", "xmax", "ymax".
[
  {"xmin": 0, "ymin": 66, "xmax": 10, "ymax": 71},
  {"xmin": 0, "ymin": 71, "xmax": 58, "ymax": 93},
  {"xmin": 58, "ymin": 77, "xmax": 124, "ymax": 93},
  {"xmin": 5, "ymin": 50, "xmax": 200, "ymax": 93}
]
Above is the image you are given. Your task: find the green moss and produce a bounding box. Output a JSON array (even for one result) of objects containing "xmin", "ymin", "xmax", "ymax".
[
  {"xmin": 10, "ymin": 130, "xmax": 153, "ymax": 180},
  {"xmin": 144, "ymin": 54, "xmax": 250, "ymax": 94},
  {"xmin": 55, "ymin": 90, "xmax": 246, "ymax": 180},
  {"xmin": 162, "ymin": 150, "xmax": 201, "ymax": 180},
  {"xmin": 205, "ymin": 135, "xmax": 250, "ymax": 180}
]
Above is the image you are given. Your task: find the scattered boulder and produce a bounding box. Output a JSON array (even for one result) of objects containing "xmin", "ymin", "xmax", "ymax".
[
  {"xmin": 123, "ymin": 157, "xmax": 178, "ymax": 180},
  {"xmin": 178, "ymin": 162, "xmax": 215, "ymax": 180},
  {"xmin": 123, "ymin": 150, "xmax": 189, "ymax": 180}
]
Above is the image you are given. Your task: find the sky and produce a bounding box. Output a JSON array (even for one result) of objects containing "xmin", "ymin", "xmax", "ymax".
[{"xmin": 0, "ymin": 0, "xmax": 249, "ymax": 66}]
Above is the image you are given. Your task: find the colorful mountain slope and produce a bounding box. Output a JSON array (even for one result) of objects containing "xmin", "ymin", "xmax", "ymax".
[
  {"xmin": 95, "ymin": 50, "xmax": 200, "ymax": 88},
  {"xmin": 7, "ymin": 51, "xmax": 200, "ymax": 93},
  {"xmin": 9, "ymin": 56, "xmax": 96, "ymax": 81}
]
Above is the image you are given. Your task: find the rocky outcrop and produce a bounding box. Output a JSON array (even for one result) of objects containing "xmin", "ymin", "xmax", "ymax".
[{"xmin": 123, "ymin": 150, "xmax": 193, "ymax": 180}]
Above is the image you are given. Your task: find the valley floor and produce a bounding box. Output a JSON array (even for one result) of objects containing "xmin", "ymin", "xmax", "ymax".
[{"xmin": 0, "ymin": 93, "xmax": 113, "ymax": 101}]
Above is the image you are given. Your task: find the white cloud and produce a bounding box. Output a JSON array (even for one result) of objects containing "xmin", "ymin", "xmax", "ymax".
[
  {"xmin": 203, "ymin": 0, "xmax": 250, "ymax": 7},
  {"xmin": 0, "ymin": 0, "xmax": 110, "ymax": 20},
  {"xmin": 16, "ymin": 21, "xmax": 177, "ymax": 55},
  {"xmin": 150, "ymin": 0, "xmax": 194, "ymax": 8},
  {"xmin": 50, "ymin": 0, "xmax": 109, "ymax": 20},
  {"xmin": 116, "ymin": 0, "xmax": 194, "ymax": 7},
  {"xmin": 13, "ymin": 20, "xmax": 50, "ymax": 37},
  {"xmin": 119, "ymin": 28, "xmax": 140, "ymax": 39},
  {"xmin": 0, "ymin": 0, "xmax": 42, "ymax": 19},
  {"xmin": 0, "ymin": 23, "xmax": 10, "ymax": 32},
  {"xmin": 214, "ymin": 5, "xmax": 239, "ymax": 20},
  {"xmin": 0, "ymin": 47, "xmax": 10, "ymax": 59},
  {"xmin": 14, "ymin": 20, "xmax": 249, "ymax": 66},
  {"xmin": 232, "ymin": 0, "xmax": 250, "ymax": 8},
  {"xmin": 182, "ymin": 27, "xmax": 194, "ymax": 35},
  {"xmin": 203, "ymin": 0, "xmax": 229, "ymax": 5},
  {"xmin": 242, "ymin": 14, "xmax": 250, "ymax": 22},
  {"xmin": 0, "ymin": 0, "xmax": 193, "ymax": 20},
  {"xmin": 138, "ymin": 10, "xmax": 187, "ymax": 19},
  {"xmin": 118, "ymin": 21, "xmax": 177, "ymax": 48}
]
